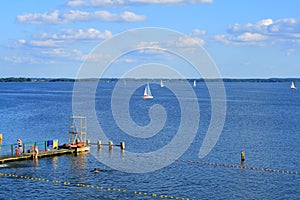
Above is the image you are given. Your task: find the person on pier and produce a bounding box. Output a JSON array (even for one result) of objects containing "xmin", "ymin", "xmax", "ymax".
[
  {"xmin": 32, "ymin": 145, "xmax": 39, "ymax": 160},
  {"xmin": 17, "ymin": 139, "xmax": 23, "ymax": 155}
]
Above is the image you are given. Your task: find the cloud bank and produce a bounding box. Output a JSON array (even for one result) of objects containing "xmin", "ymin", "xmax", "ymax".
[
  {"xmin": 215, "ymin": 18, "xmax": 300, "ymax": 46},
  {"xmin": 17, "ymin": 10, "xmax": 146, "ymax": 24},
  {"xmin": 67, "ymin": 0, "xmax": 213, "ymax": 7}
]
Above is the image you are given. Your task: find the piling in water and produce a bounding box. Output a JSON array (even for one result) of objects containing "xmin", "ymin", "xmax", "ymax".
[
  {"xmin": 97, "ymin": 140, "xmax": 102, "ymax": 148},
  {"xmin": 109, "ymin": 141, "xmax": 113, "ymax": 150},
  {"xmin": 120, "ymin": 141, "xmax": 125, "ymax": 150},
  {"xmin": 241, "ymin": 151, "xmax": 245, "ymax": 162},
  {"xmin": 96, "ymin": 140, "xmax": 125, "ymax": 150}
]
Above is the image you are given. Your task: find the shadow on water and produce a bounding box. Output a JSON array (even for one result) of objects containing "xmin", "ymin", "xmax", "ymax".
[{"xmin": 0, "ymin": 162, "xmax": 36, "ymax": 168}]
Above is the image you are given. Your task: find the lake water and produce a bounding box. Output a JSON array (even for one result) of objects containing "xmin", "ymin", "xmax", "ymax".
[{"xmin": 0, "ymin": 81, "xmax": 299, "ymax": 199}]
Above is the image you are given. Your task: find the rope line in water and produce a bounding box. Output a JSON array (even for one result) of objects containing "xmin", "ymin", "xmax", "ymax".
[
  {"xmin": 176, "ymin": 160, "xmax": 299, "ymax": 175},
  {"xmin": 0, "ymin": 172, "xmax": 191, "ymax": 200},
  {"xmin": 1, "ymin": 160, "xmax": 297, "ymax": 199}
]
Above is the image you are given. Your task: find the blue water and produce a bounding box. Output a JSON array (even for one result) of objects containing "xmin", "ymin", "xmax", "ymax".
[{"xmin": 0, "ymin": 81, "xmax": 299, "ymax": 199}]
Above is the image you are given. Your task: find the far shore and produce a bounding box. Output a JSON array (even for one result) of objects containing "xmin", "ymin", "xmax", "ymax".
[{"xmin": 0, "ymin": 77, "xmax": 299, "ymax": 83}]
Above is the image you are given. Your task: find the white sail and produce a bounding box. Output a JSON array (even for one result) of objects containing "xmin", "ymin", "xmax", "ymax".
[
  {"xmin": 147, "ymin": 84, "xmax": 152, "ymax": 96},
  {"xmin": 160, "ymin": 80, "xmax": 164, "ymax": 87},
  {"xmin": 143, "ymin": 83, "xmax": 153, "ymax": 99},
  {"xmin": 193, "ymin": 80, "xmax": 196, "ymax": 87},
  {"xmin": 291, "ymin": 81, "xmax": 297, "ymax": 90}
]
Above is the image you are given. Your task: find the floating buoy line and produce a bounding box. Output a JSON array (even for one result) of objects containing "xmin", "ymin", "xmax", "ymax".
[
  {"xmin": 0, "ymin": 172, "xmax": 192, "ymax": 200},
  {"xmin": 176, "ymin": 159, "xmax": 299, "ymax": 175},
  {"xmin": 1, "ymin": 159, "xmax": 298, "ymax": 199}
]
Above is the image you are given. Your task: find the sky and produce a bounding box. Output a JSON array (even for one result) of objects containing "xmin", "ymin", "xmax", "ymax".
[{"xmin": 1, "ymin": 0, "xmax": 300, "ymax": 78}]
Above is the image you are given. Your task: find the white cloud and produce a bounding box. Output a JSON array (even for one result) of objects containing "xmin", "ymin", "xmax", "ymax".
[
  {"xmin": 214, "ymin": 34, "xmax": 229, "ymax": 45},
  {"xmin": 191, "ymin": 29, "xmax": 206, "ymax": 36},
  {"xmin": 3, "ymin": 56, "xmax": 50, "ymax": 64},
  {"xmin": 41, "ymin": 48, "xmax": 70, "ymax": 57},
  {"xmin": 130, "ymin": 0, "xmax": 183, "ymax": 4},
  {"xmin": 136, "ymin": 35, "xmax": 205, "ymax": 50},
  {"xmin": 39, "ymin": 48, "xmax": 85, "ymax": 61},
  {"xmin": 72, "ymin": 49, "xmax": 85, "ymax": 59},
  {"xmin": 176, "ymin": 36, "xmax": 205, "ymax": 47},
  {"xmin": 68, "ymin": 0, "xmax": 125, "ymax": 7},
  {"xmin": 136, "ymin": 41, "xmax": 162, "ymax": 49},
  {"xmin": 17, "ymin": 10, "xmax": 61, "ymax": 24},
  {"xmin": 257, "ymin": 18, "xmax": 273, "ymax": 26},
  {"xmin": 12, "ymin": 28, "xmax": 113, "ymax": 64},
  {"xmin": 40, "ymin": 28, "xmax": 112, "ymax": 40},
  {"xmin": 18, "ymin": 39, "xmax": 26, "ymax": 45},
  {"xmin": 29, "ymin": 40, "xmax": 61, "ymax": 47},
  {"xmin": 82, "ymin": 52, "xmax": 113, "ymax": 62},
  {"xmin": 237, "ymin": 32, "xmax": 267, "ymax": 42},
  {"xmin": 17, "ymin": 10, "xmax": 146, "ymax": 24},
  {"xmin": 67, "ymin": 0, "xmax": 213, "ymax": 6},
  {"xmin": 134, "ymin": 34, "xmax": 205, "ymax": 56},
  {"xmin": 216, "ymin": 18, "xmax": 300, "ymax": 46},
  {"xmin": 124, "ymin": 58, "xmax": 135, "ymax": 63},
  {"xmin": 120, "ymin": 11, "xmax": 146, "ymax": 22}
]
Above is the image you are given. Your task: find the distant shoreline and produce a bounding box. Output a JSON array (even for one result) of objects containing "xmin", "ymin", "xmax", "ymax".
[{"xmin": 0, "ymin": 77, "xmax": 299, "ymax": 83}]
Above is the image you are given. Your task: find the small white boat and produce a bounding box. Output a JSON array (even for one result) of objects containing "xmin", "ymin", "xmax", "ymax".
[
  {"xmin": 160, "ymin": 80, "xmax": 164, "ymax": 87},
  {"xmin": 291, "ymin": 81, "xmax": 297, "ymax": 90},
  {"xmin": 193, "ymin": 80, "xmax": 196, "ymax": 87},
  {"xmin": 143, "ymin": 83, "xmax": 153, "ymax": 99}
]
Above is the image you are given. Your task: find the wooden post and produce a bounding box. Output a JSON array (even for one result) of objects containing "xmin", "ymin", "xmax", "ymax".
[
  {"xmin": 11, "ymin": 144, "xmax": 14, "ymax": 156},
  {"xmin": 97, "ymin": 140, "xmax": 102, "ymax": 148},
  {"xmin": 241, "ymin": 151, "xmax": 245, "ymax": 162},
  {"xmin": 120, "ymin": 141, "xmax": 125, "ymax": 150},
  {"xmin": 109, "ymin": 141, "xmax": 113, "ymax": 150},
  {"xmin": 23, "ymin": 144, "xmax": 26, "ymax": 154}
]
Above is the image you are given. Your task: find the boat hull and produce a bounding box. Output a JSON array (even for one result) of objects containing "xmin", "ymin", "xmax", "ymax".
[{"xmin": 143, "ymin": 95, "xmax": 153, "ymax": 99}]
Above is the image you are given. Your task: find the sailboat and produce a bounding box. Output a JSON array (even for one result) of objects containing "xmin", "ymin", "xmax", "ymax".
[
  {"xmin": 193, "ymin": 80, "xmax": 196, "ymax": 87},
  {"xmin": 143, "ymin": 83, "xmax": 153, "ymax": 99},
  {"xmin": 160, "ymin": 80, "xmax": 164, "ymax": 87},
  {"xmin": 291, "ymin": 81, "xmax": 297, "ymax": 90}
]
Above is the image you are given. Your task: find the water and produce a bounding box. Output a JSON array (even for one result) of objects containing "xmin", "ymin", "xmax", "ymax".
[{"xmin": 0, "ymin": 81, "xmax": 299, "ymax": 199}]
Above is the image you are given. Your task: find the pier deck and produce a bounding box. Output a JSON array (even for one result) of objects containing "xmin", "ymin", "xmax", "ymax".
[{"xmin": 0, "ymin": 148, "xmax": 86, "ymax": 164}]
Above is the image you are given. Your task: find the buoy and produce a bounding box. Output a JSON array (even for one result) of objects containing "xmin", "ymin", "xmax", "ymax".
[{"xmin": 241, "ymin": 151, "xmax": 245, "ymax": 162}]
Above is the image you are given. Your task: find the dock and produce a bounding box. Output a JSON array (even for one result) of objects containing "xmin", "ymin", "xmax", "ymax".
[
  {"xmin": 0, "ymin": 116, "xmax": 90, "ymax": 164},
  {"xmin": 0, "ymin": 149, "xmax": 75, "ymax": 164}
]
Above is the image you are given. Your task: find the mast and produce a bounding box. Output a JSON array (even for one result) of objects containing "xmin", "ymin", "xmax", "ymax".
[
  {"xmin": 147, "ymin": 83, "xmax": 152, "ymax": 96},
  {"xmin": 143, "ymin": 82, "xmax": 153, "ymax": 99},
  {"xmin": 291, "ymin": 81, "xmax": 297, "ymax": 90}
]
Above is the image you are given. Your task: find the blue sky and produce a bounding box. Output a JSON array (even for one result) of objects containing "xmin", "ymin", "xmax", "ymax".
[{"xmin": 0, "ymin": 0, "xmax": 299, "ymax": 78}]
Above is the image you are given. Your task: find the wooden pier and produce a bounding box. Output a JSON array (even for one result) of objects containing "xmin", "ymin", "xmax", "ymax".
[
  {"xmin": 0, "ymin": 116, "xmax": 91, "ymax": 164},
  {"xmin": 0, "ymin": 147, "xmax": 89, "ymax": 164},
  {"xmin": 0, "ymin": 116, "xmax": 125, "ymax": 164}
]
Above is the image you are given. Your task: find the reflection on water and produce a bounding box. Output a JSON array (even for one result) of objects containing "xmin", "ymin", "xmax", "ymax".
[
  {"xmin": 0, "ymin": 162, "xmax": 35, "ymax": 168},
  {"xmin": 51, "ymin": 156, "xmax": 58, "ymax": 171},
  {"xmin": 71, "ymin": 152, "xmax": 88, "ymax": 171},
  {"xmin": 33, "ymin": 158, "xmax": 38, "ymax": 168}
]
